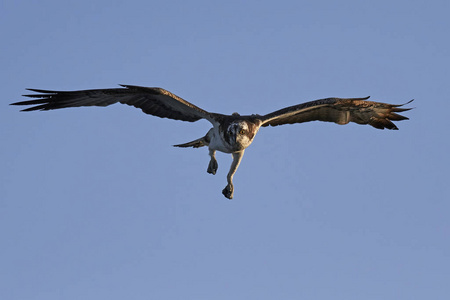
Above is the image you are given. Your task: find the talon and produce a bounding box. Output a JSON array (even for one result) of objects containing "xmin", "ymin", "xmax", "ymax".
[
  {"xmin": 222, "ymin": 184, "xmax": 234, "ymax": 199},
  {"xmin": 207, "ymin": 159, "xmax": 218, "ymax": 175}
]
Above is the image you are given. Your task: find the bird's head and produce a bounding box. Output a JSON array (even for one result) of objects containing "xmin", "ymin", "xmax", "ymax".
[{"xmin": 226, "ymin": 121, "xmax": 259, "ymax": 150}]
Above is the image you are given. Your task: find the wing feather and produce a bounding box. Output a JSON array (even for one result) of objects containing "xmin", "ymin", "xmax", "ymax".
[
  {"xmin": 260, "ymin": 97, "xmax": 413, "ymax": 130},
  {"xmin": 11, "ymin": 85, "xmax": 214, "ymax": 123}
]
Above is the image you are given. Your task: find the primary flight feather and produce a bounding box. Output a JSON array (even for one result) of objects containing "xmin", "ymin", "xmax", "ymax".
[{"xmin": 12, "ymin": 85, "xmax": 413, "ymax": 199}]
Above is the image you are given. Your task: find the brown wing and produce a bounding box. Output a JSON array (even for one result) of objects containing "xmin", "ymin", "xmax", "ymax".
[
  {"xmin": 11, "ymin": 84, "xmax": 215, "ymax": 123},
  {"xmin": 260, "ymin": 97, "xmax": 413, "ymax": 130}
]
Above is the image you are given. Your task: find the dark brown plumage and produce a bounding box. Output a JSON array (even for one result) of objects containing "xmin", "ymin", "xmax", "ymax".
[
  {"xmin": 11, "ymin": 84, "xmax": 413, "ymax": 199},
  {"xmin": 13, "ymin": 85, "xmax": 213, "ymax": 123},
  {"xmin": 12, "ymin": 85, "xmax": 413, "ymax": 130},
  {"xmin": 260, "ymin": 97, "xmax": 413, "ymax": 130}
]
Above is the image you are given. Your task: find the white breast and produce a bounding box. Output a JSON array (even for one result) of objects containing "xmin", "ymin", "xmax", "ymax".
[{"xmin": 207, "ymin": 125, "xmax": 234, "ymax": 153}]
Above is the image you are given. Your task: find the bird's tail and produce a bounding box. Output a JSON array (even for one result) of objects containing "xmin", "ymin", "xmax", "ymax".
[{"xmin": 173, "ymin": 137, "xmax": 208, "ymax": 148}]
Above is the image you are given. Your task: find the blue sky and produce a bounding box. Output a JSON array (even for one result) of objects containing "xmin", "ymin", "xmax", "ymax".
[{"xmin": 2, "ymin": 0, "xmax": 449, "ymax": 299}]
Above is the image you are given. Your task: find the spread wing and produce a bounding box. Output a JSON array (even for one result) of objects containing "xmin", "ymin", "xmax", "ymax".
[
  {"xmin": 260, "ymin": 97, "xmax": 413, "ymax": 130},
  {"xmin": 11, "ymin": 84, "xmax": 215, "ymax": 123}
]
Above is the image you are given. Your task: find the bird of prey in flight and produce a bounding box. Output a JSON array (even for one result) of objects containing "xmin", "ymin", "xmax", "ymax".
[{"xmin": 11, "ymin": 85, "xmax": 413, "ymax": 199}]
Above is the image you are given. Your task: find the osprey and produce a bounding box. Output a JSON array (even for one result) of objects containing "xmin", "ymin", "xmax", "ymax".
[{"xmin": 11, "ymin": 85, "xmax": 413, "ymax": 199}]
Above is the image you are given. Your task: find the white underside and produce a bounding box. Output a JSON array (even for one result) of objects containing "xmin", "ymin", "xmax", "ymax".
[
  {"xmin": 206, "ymin": 121, "xmax": 258, "ymax": 153},
  {"xmin": 207, "ymin": 126, "xmax": 234, "ymax": 153}
]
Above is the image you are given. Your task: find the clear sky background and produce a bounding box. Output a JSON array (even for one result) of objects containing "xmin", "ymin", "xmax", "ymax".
[{"xmin": 1, "ymin": 0, "xmax": 449, "ymax": 299}]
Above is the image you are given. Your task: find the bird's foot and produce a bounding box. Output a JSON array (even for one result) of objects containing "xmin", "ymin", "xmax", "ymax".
[
  {"xmin": 222, "ymin": 184, "xmax": 234, "ymax": 199},
  {"xmin": 207, "ymin": 159, "xmax": 218, "ymax": 175}
]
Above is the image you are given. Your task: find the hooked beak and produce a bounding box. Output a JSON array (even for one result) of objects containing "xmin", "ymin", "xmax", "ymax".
[{"xmin": 228, "ymin": 125, "xmax": 239, "ymax": 144}]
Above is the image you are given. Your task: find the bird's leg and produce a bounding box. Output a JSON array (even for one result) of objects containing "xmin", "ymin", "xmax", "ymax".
[
  {"xmin": 207, "ymin": 149, "xmax": 218, "ymax": 175},
  {"xmin": 222, "ymin": 151, "xmax": 244, "ymax": 200}
]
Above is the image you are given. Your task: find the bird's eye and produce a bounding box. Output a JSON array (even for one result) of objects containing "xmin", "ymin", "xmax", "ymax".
[{"xmin": 239, "ymin": 129, "xmax": 245, "ymax": 135}]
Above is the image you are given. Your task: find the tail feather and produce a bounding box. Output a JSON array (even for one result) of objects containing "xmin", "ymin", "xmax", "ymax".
[{"xmin": 173, "ymin": 137, "xmax": 207, "ymax": 148}]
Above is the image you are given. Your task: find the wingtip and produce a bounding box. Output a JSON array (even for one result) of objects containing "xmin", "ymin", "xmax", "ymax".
[
  {"xmin": 20, "ymin": 108, "xmax": 34, "ymax": 112},
  {"xmin": 25, "ymin": 88, "xmax": 58, "ymax": 94},
  {"xmin": 401, "ymin": 99, "xmax": 414, "ymax": 108},
  {"xmin": 394, "ymin": 99, "xmax": 414, "ymax": 106},
  {"xmin": 10, "ymin": 100, "xmax": 34, "ymax": 107},
  {"xmin": 11, "ymin": 105, "xmax": 40, "ymax": 112}
]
